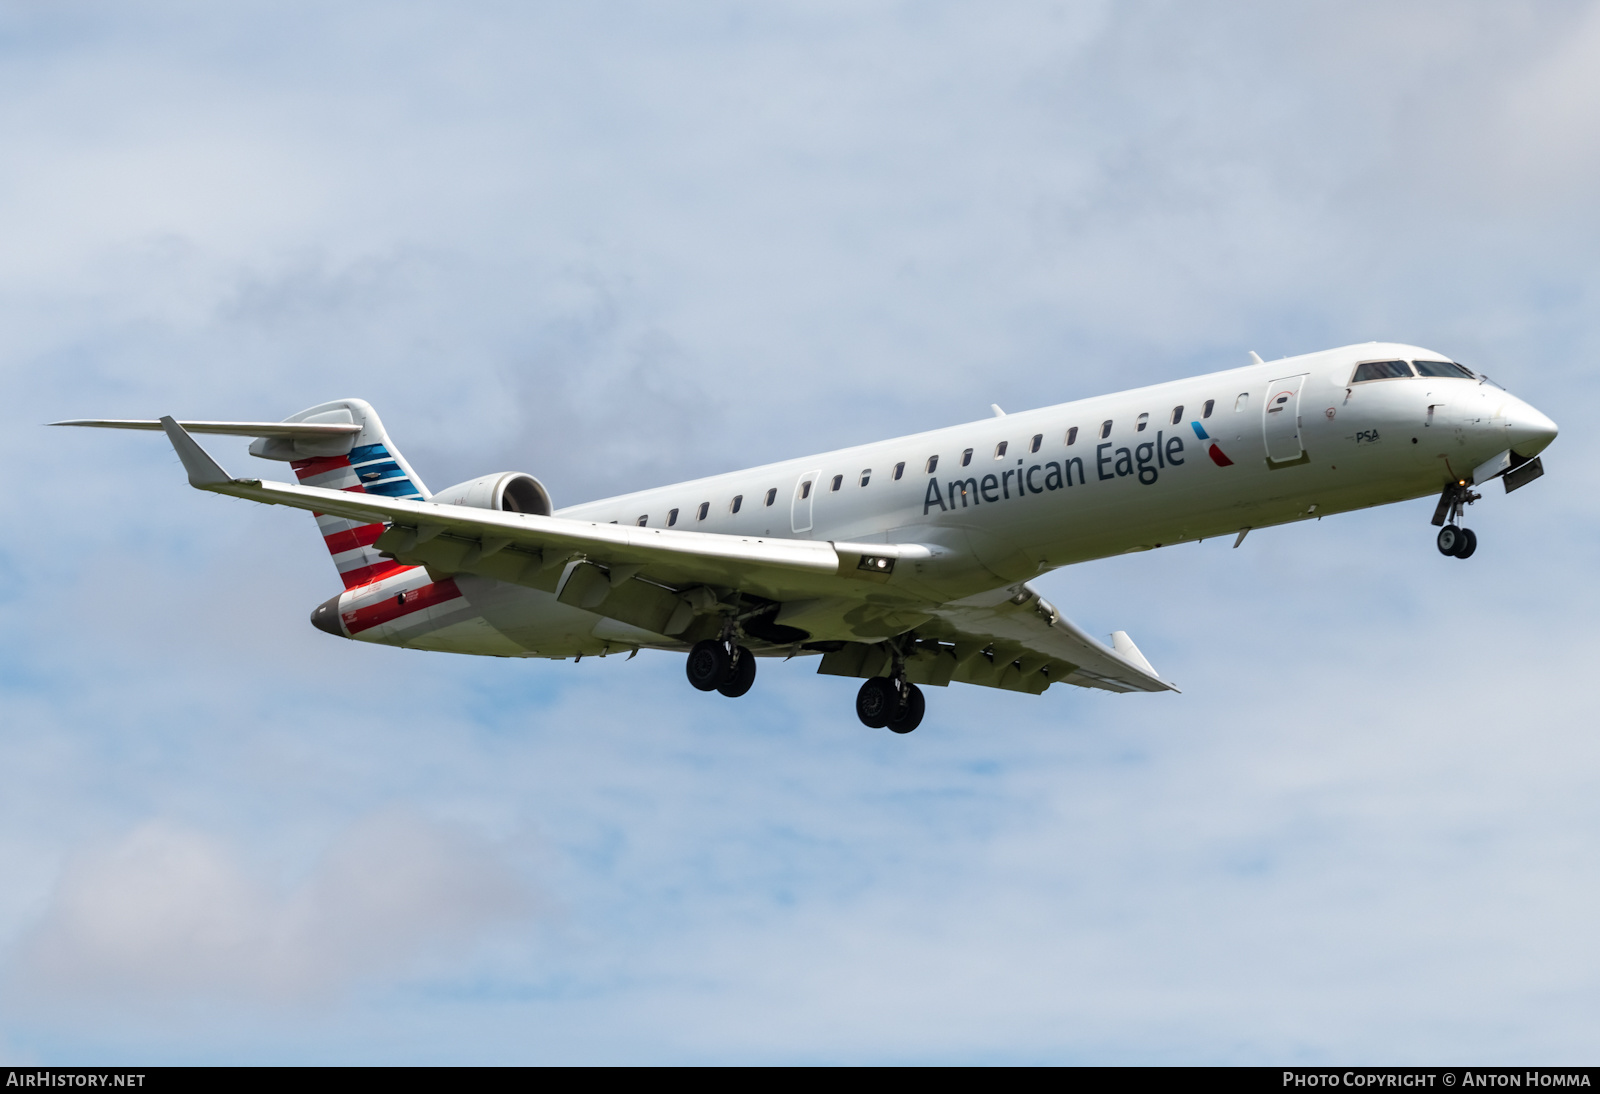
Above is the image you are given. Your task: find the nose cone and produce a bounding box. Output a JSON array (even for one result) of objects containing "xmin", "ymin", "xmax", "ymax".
[
  {"xmin": 1505, "ymin": 400, "xmax": 1559, "ymax": 457},
  {"xmin": 310, "ymin": 594, "xmax": 347, "ymax": 637}
]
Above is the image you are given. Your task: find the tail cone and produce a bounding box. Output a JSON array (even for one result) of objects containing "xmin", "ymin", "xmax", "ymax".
[{"xmin": 310, "ymin": 594, "xmax": 346, "ymax": 637}]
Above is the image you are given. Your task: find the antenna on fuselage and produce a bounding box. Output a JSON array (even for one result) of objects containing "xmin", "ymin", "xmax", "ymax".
[{"xmin": 1248, "ymin": 351, "xmax": 1264, "ymax": 365}]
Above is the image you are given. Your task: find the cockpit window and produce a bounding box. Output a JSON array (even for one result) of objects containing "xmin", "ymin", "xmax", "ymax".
[
  {"xmin": 1351, "ymin": 360, "xmax": 1414, "ymax": 383},
  {"xmin": 1412, "ymin": 359, "xmax": 1476, "ymax": 380}
]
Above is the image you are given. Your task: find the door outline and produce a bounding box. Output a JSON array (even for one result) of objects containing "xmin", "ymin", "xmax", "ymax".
[
  {"xmin": 791, "ymin": 469, "xmax": 821, "ymax": 533},
  {"xmin": 1262, "ymin": 374, "xmax": 1308, "ymax": 463}
]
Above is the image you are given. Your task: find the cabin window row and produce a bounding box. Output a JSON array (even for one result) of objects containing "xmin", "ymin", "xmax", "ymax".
[{"xmin": 635, "ymin": 396, "xmax": 1250, "ymax": 526}]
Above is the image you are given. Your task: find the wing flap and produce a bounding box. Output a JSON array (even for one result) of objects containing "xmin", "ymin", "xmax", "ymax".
[{"xmin": 922, "ymin": 583, "xmax": 1177, "ymax": 694}]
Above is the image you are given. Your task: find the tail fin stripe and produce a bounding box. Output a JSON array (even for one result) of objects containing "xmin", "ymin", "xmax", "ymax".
[
  {"xmin": 324, "ymin": 522, "xmax": 386, "ymax": 555},
  {"xmin": 353, "ymin": 462, "xmax": 405, "ymax": 483},
  {"xmin": 292, "ymin": 454, "xmax": 353, "ymax": 479},
  {"xmin": 298, "ymin": 468, "xmax": 359, "ymax": 490},
  {"xmin": 340, "ymin": 559, "xmax": 411, "ymax": 589},
  {"xmin": 342, "ymin": 578, "xmax": 462, "ymax": 635},
  {"xmin": 360, "ymin": 479, "xmax": 426, "ymax": 499}
]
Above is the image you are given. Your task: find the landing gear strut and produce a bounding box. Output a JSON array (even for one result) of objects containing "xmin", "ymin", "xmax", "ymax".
[
  {"xmin": 1431, "ymin": 483, "xmax": 1481, "ymax": 560},
  {"xmin": 685, "ymin": 637, "xmax": 757, "ymax": 697}
]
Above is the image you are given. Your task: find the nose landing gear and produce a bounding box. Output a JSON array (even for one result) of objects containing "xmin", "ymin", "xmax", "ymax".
[
  {"xmin": 1436, "ymin": 525, "xmax": 1477, "ymax": 559},
  {"xmin": 1431, "ymin": 482, "xmax": 1481, "ymax": 560}
]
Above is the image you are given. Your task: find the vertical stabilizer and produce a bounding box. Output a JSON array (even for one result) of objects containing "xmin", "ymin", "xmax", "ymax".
[{"xmin": 250, "ymin": 399, "xmax": 431, "ymax": 589}]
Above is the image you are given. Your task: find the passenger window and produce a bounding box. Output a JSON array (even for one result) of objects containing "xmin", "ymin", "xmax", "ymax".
[
  {"xmin": 800, "ymin": 481, "xmax": 812, "ymax": 499},
  {"xmin": 1351, "ymin": 360, "xmax": 1414, "ymax": 382},
  {"xmin": 668, "ymin": 508, "xmax": 679, "ymax": 527},
  {"xmin": 926, "ymin": 455, "xmax": 939, "ymax": 473},
  {"xmin": 697, "ymin": 502, "xmax": 709, "ymax": 521},
  {"xmin": 637, "ymin": 515, "xmax": 648, "ymax": 526},
  {"xmin": 730, "ymin": 495, "xmax": 742, "ymax": 514},
  {"xmin": 1235, "ymin": 393, "xmax": 1249, "ymax": 411},
  {"xmin": 1412, "ymin": 359, "xmax": 1475, "ymax": 380},
  {"xmin": 961, "ymin": 449, "xmax": 973, "ymax": 466},
  {"xmin": 1100, "ymin": 420, "xmax": 1112, "ymax": 439},
  {"xmin": 893, "ymin": 462, "xmax": 905, "ymax": 480},
  {"xmin": 765, "ymin": 488, "xmax": 777, "ymax": 506},
  {"xmin": 1030, "ymin": 434, "xmax": 1042, "ymax": 453},
  {"xmin": 1203, "ymin": 399, "xmax": 1214, "ymax": 418},
  {"xmin": 859, "ymin": 470, "xmax": 871, "ymax": 487},
  {"xmin": 1066, "ymin": 426, "xmax": 1078, "ymax": 446},
  {"xmin": 831, "ymin": 474, "xmax": 843, "ymax": 491},
  {"xmin": 994, "ymin": 441, "xmax": 1008, "ymax": 459},
  {"xmin": 1136, "ymin": 413, "xmax": 1149, "ymax": 432},
  {"xmin": 1170, "ymin": 406, "xmax": 1183, "ymax": 425}
]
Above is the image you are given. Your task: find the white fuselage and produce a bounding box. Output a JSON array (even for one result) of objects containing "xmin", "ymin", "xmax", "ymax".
[{"xmin": 344, "ymin": 342, "xmax": 1557, "ymax": 658}]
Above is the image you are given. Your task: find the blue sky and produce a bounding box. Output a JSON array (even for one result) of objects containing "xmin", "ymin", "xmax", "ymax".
[{"xmin": 2, "ymin": 0, "xmax": 1598, "ymax": 1063}]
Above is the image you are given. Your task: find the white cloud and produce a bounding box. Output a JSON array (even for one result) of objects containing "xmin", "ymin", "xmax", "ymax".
[{"xmin": 11, "ymin": 812, "xmax": 533, "ymax": 1004}]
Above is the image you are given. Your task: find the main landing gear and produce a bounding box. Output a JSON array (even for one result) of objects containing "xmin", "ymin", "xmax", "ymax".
[
  {"xmin": 1431, "ymin": 482, "xmax": 1481, "ymax": 560},
  {"xmin": 686, "ymin": 637, "xmax": 757, "ymax": 698},
  {"xmin": 853, "ymin": 637, "xmax": 925, "ymax": 733},
  {"xmin": 856, "ymin": 676, "xmax": 925, "ymax": 734}
]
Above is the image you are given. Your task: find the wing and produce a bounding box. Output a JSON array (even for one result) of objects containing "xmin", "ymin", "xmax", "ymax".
[
  {"xmin": 152, "ymin": 418, "xmax": 1176, "ymax": 690},
  {"xmin": 154, "ymin": 417, "xmax": 934, "ymax": 609},
  {"xmin": 815, "ymin": 583, "xmax": 1177, "ymax": 694}
]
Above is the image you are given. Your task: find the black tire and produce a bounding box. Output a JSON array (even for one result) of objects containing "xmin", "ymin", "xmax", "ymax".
[
  {"xmin": 856, "ymin": 677, "xmax": 898, "ymax": 728},
  {"xmin": 887, "ymin": 684, "xmax": 925, "ymax": 734},
  {"xmin": 717, "ymin": 647, "xmax": 757, "ymax": 697},
  {"xmin": 1454, "ymin": 527, "xmax": 1477, "ymax": 559},
  {"xmin": 1436, "ymin": 525, "xmax": 1462, "ymax": 556},
  {"xmin": 686, "ymin": 640, "xmax": 731, "ymax": 691}
]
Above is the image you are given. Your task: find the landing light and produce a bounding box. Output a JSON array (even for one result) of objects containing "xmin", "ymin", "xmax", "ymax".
[{"xmin": 857, "ymin": 555, "xmax": 895, "ymax": 574}]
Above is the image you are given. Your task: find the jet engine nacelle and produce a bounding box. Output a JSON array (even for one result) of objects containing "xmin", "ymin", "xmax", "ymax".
[{"xmin": 430, "ymin": 472, "xmax": 553, "ymax": 516}]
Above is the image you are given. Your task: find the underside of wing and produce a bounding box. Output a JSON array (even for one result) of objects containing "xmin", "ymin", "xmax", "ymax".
[{"xmin": 814, "ymin": 583, "xmax": 1177, "ymax": 695}]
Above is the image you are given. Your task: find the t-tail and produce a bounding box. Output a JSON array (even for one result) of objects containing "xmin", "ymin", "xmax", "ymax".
[{"xmin": 247, "ymin": 399, "xmax": 432, "ymax": 590}]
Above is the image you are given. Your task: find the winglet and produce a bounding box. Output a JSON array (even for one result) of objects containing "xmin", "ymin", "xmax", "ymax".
[
  {"xmin": 1110, "ymin": 630, "xmax": 1178, "ymax": 692},
  {"xmin": 159, "ymin": 415, "xmax": 233, "ymax": 487}
]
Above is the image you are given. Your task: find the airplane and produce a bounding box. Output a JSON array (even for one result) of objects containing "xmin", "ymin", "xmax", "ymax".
[{"xmin": 55, "ymin": 341, "xmax": 1557, "ymax": 734}]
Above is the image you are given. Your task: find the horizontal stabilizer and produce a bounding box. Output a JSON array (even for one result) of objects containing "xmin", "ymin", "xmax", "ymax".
[{"xmin": 50, "ymin": 418, "xmax": 362, "ymax": 438}]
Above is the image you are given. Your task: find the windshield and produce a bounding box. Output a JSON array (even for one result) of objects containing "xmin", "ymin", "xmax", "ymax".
[
  {"xmin": 1351, "ymin": 360, "xmax": 1414, "ymax": 382},
  {"xmin": 1412, "ymin": 359, "xmax": 1476, "ymax": 380}
]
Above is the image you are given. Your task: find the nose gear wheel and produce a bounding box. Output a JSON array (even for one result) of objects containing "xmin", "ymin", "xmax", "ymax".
[
  {"xmin": 1431, "ymin": 483, "xmax": 1482, "ymax": 561},
  {"xmin": 1437, "ymin": 524, "xmax": 1477, "ymax": 559}
]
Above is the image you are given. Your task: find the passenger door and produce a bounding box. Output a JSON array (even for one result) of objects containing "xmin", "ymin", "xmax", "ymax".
[
  {"xmin": 1262, "ymin": 374, "xmax": 1308, "ymax": 463},
  {"xmin": 791, "ymin": 469, "xmax": 821, "ymax": 534}
]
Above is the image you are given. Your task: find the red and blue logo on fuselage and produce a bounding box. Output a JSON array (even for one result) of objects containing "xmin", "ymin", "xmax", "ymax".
[{"xmin": 1190, "ymin": 421, "xmax": 1234, "ymax": 467}]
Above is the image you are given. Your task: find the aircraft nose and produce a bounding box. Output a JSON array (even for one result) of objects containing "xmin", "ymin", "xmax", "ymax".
[{"xmin": 1505, "ymin": 400, "xmax": 1559, "ymax": 457}]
